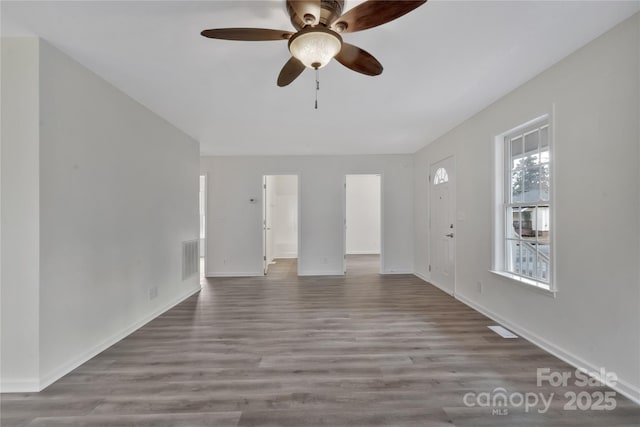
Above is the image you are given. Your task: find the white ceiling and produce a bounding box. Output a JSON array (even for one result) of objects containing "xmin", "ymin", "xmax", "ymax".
[{"xmin": 2, "ymin": 1, "xmax": 638, "ymax": 155}]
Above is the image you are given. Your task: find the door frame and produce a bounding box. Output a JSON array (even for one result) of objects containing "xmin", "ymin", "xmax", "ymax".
[
  {"xmin": 199, "ymin": 173, "xmax": 207, "ymax": 282},
  {"xmin": 428, "ymin": 156, "xmax": 456, "ymax": 295},
  {"xmin": 262, "ymin": 174, "xmax": 301, "ymax": 275},
  {"xmin": 343, "ymin": 173, "xmax": 384, "ymax": 274},
  {"xmin": 263, "ymin": 176, "xmax": 270, "ymax": 275}
]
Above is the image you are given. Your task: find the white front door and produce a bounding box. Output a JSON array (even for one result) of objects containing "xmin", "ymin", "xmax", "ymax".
[{"xmin": 429, "ymin": 157, "xmax": 455, "ymax": 295}]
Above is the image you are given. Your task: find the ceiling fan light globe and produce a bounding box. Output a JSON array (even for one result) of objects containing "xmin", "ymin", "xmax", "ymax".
[{"xmin": 288, "ymin": 28, "xmax": 342, "ymax": 69}]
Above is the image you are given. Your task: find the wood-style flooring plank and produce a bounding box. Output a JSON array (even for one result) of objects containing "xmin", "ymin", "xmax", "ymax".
[{"xmin": 2, "ymin": 256, "xmax": 639, "ymax": 426}]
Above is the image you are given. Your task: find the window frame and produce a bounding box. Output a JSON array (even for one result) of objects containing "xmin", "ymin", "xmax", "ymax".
[{"xmin": 492, "ymin": 114, "xmax": 556, "ymax": 295}]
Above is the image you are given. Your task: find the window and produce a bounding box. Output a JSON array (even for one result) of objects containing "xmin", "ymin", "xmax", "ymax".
[
  {"xmin": 433, "ymin": 167, "xmax": 449, "ymax": 185},
  {"xmin": 494, "ymin": 115, "xmax": 553, "ymax": 291}
]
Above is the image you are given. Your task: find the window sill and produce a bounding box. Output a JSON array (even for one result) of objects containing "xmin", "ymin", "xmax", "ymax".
[{"xmin": 490, "ymin": 270, "xmax": 557, "ymax": 298}]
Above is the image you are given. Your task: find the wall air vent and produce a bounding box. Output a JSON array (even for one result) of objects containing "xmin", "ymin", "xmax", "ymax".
[
  {"xmin": 488, "ymin": 325, "xmax": 518, "ymax": 339},
  {"xmin": 182, "ymin": 239, "xmax": 199, "ymax": 280}
]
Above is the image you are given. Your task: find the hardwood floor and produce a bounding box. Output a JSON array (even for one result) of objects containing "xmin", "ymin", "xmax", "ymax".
[{"xmin": 2, "ymin": 255, "xmax": 639, "ymax": 426}]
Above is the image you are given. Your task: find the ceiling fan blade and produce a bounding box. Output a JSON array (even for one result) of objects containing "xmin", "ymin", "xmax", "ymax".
[
  {"xmin": 200, "ymin": 28, "xmax": 293, "ymax": 41},
  {"xmin": 335, "ymin": 43, "xmax": 383, "ymax": 76},
  {"xmin": 287, "ymin": 0, "xmax": 322, "ymax": 26},
  {"xmin": 331, "ymin": 0, "xmax": 427, "ymax": 34},
  {"xmin": 277, "ymin": 57, "xmax": 306, "ymax": 87}
]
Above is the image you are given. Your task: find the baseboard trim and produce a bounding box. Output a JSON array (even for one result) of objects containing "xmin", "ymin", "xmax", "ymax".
[
  {"xmin": 346, "ymin": 251, "xmax": 381, "ymax": 255},
  {"xmin": 272, "ymin": 253, "xmax": 297, "ymax": 259},
  {"xmin": 455, "ymin": 292, "xmax": 640, "ymax": 406},
  {"xmin": 413, "ymin": 273, "xmax": 453, "ymax": 296},
  {"xmin": 37, "ymin": 285, "xmax": 202, "ymax": 392},
  {"xmin": 298, "ymin": 270, "xmax": 344, "ymax": 276},
  {"xmin": 381, "ymin": 269, "xmax": 413, "ymax": 275},
  {"xmin": 206, "ymin": 272, "xmax": 263, "ymax": 277},
  {"xmin": 414, "ymin": 272, "xmax": 430, "ymax": 282}
]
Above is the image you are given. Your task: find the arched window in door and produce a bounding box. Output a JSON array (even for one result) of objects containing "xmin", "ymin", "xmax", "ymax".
[{"xmin": 433, "ymin": 167, "xmax": 449, "ymax": 185}]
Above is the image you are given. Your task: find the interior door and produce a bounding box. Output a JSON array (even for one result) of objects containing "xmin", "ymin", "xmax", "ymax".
[
  {"xmin": 263, "ymin": 176, "xmax": 274, "ymax": 275},
  {"xmin": 343, "ymin": 178, "xmax": 347, "ymax": 274},
  {"xmin": 429, "ymin": 157, "xmax": 455, "ymax": 294}
]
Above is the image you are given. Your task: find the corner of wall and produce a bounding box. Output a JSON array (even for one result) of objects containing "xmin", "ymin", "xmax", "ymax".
[
  {"xmin": 38, "ymin": 286, "xmax": 201, "ymax": 391},
  {"xmin": 1, "ymin": 36, "xmax": 41, "ymax": 392}
]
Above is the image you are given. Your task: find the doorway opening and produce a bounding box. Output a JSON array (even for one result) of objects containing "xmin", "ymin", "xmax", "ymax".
[
  {"xmin": 429, "ymin": 156, "xmax": 456, "ymax": 295},
  {"xmin": 344, "ymin": 174, "xmax": 382, "ymax": 274},
  {"xmin": 199, "ymin": 174, "xmax": 206, "ymax": 285},
  {"xmin": 263, "ymin": 175, "xmax": 299, "ymax": 277}
]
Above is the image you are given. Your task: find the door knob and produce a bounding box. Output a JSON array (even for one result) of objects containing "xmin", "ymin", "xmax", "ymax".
[{"xmin": 445, "ymin": 233, "xmax": 454, "ymax": 238}]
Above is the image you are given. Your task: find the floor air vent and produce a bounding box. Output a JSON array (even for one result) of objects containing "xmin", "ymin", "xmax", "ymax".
[
  {"xmin": 182, "ymin": 239, "xmax": 199, "ymax": 280},
  {"xmin": 488, "ymin": 325, "xmax": 518, "ymax": 339}
]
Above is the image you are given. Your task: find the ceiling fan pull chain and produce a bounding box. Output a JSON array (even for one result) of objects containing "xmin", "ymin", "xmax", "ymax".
[{"xmin": 315, "ymin": 68, "xmax": 320, "ymax": 109}]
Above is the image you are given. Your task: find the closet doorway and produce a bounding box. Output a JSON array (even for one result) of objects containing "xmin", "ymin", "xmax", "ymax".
[{"xmin": 344, "ymin": 174, "xmax": 382, "ymax": 274}]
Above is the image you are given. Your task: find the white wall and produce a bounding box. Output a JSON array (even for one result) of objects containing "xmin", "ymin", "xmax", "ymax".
[
  {"xmin": 414, "ymin": 14, "xmax": 640, "ymax": 401},
  {"xmin": 37, "ymin": 40, "xmax": 201, "ymax": 386},
  {"xmin": 201, "ymin": 155, "xmax": 413, "ymax": 276},
  {"xmin": 346, "ymin": 175, "xmax": 381, "ymax": 255},
  {"xmin": 0, "ymin": 38, "xmax": 41, "ymax": 390},
  {"xmin": 270, "ymin": 175, "xmax": 298, "ymax": 259},
  {"xmin": 0, "ymin": 38, "xmax": 201, "ymax": 391}
]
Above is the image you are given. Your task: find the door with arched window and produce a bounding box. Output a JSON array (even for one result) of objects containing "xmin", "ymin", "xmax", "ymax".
[{"xmin": 429, "ymin": 156, "xmax": 455, "ymax": 295}]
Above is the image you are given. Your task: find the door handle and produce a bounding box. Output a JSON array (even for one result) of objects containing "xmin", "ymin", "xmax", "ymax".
[{"xmin": 445, "ymin": 233, "xmax": 454, "ymax": 238}]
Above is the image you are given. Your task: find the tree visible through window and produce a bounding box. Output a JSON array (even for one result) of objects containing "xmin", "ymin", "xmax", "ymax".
[{"xmin": 503, "ymin": 117, "xmax": 551, "ymax": 286}]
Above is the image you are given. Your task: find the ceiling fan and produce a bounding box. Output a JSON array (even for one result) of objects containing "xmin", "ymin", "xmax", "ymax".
[{"xmin": 201, "ymin": 0, "xmax": 427, "ymax": 87}]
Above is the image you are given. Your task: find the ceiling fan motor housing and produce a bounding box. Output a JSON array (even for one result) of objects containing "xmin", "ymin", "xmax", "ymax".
[{"xmin": 286, "ymin": 0, "xmax": 345, "ymax": 29}]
